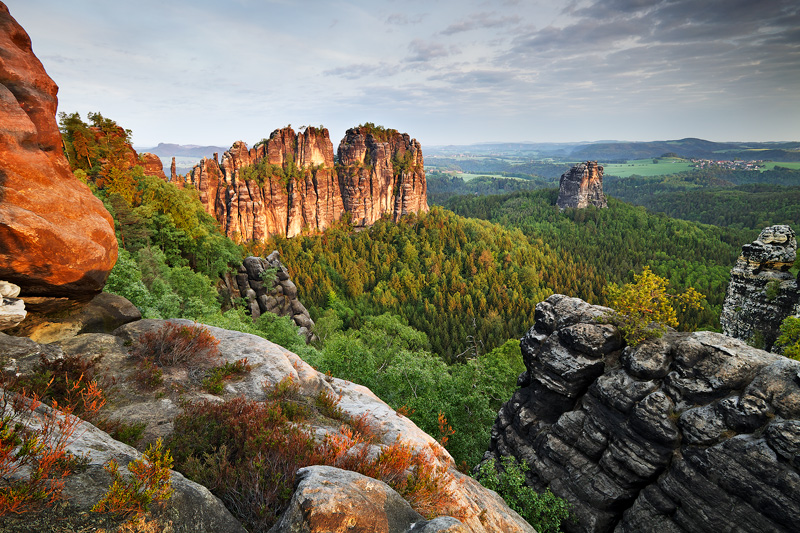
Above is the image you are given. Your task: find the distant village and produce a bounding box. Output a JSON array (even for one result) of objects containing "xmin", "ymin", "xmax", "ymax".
[{"xmin": 690, "ymin": 158, "xmax": 763, "ymax": 170}]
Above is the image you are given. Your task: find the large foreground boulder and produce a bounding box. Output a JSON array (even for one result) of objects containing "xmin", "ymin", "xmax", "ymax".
[
  {"xmin": 0, "ymin": 3, "xmax": 117, "ymax": 297},
  {"xmin": 483, "ymin": 294, "xmax": 800, "ymax": 532}
]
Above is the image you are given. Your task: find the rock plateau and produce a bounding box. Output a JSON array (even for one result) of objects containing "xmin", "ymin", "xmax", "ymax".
[
  {"xmin": 720, "ymin": 224, "xmax": 800, "ymax": 351},
  {"xmin": 556, "ymin": 161, "xmax": 608, "ymax": 210},
  {"xmin": 483, "ymin": 293, "xmax": 800, "ymax": 533}
]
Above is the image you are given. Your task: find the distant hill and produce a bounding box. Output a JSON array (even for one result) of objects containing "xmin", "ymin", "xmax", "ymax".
[
  {"xmin": 136, "ymin": 142, "xmax": 228, "ymax": 158},
  {"xmin": 427, "ymin": 138, "xmax": 800, "ymax": 162}
]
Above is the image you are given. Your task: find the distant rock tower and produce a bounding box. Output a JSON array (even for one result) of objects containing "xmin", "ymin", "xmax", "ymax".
[
  {"xmin": 556, "ymin": 161, "xmax": 608, "ymax": 209},
  {"xmin": 720, "ymin": 225, "xmax": 800, "ymax": 351}
]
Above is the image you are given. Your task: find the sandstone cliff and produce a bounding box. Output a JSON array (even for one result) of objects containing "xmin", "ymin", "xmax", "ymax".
[
  {"xmin": 337, "ymin": 125, "xmax": 428, "ymax": 227},
  {"xmin": 0, "ymin": 4, "xmax": 117, "ymax": 297},
  {"xmin": 556, "ymin": 161, "xmax": 607, "ymax": 209},
  {"xmin": 720, "ymin": 225, "xmax": 800, "ymax": 351},
  {"xmin": 483, "ymin": 294, "xmax": 800, "ymax": 533},
  {"xmin": 185, "ymin": 125, "xmax": 428, "ymax": 242}
]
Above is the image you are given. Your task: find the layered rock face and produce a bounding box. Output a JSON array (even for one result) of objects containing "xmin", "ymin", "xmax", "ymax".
[
  {"xmin": 0, "ymin": 4, "xmax": 117, "ymax": 296},
  {"xmin": 185, "ymin": 126, "xmax": 428, "ymax": 242},
  {"xmin": 556, "ymin": 161, "xmax": 607, "ymax": 209},
  {"xmin": 720, "ymin": 225, "xmax": 800, "ymax": 351},
  {"xmin": 337, "ymin": 126, "xmax": 428, "ymax": 227},
  {"xmin": 483, "ymin": 294, "xmax": 800, "ymax": 533},
  {"xmin": 235, "ymin": 252, "xmax": 315, "ymax": 341}
]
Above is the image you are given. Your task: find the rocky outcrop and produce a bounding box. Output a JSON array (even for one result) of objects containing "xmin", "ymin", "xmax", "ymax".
[
  {"xmin": 185, "ymin": 125, "xmax": 428, "ymax": 242},
  {"xmin": 556, "ymin": 161, "xmax": 607, "ymax": 209},
  {"xmin": 1, "ymin": 313, "xmax": 533, "ymax": 533},
  {"xmin": 235, "ymin": 252, "xmax": 315, "ymax": 341},
  {"xmin": 720, "ymin": 225, "xmax": 800, "ymax": 351},
  {"xmin": 337, "ymin": 126, "xmax": 428, "ymax": 227},
  {"xmin": 139, "ymin": 151, "xmax": 167, "ymax": 180},
  {"xmin": 0, "ymin": 4, "xmax": 117, "ymax": 297},
  {"xmin": 0, "ymin": 281, "xmax": 26, "ymax": 330},
  {"xmin": 483, "ymin": 294, "xmax": 800, "ymax": 533},
  {"xmin": 270, "ymin": 466, "xmax": 467, "ymax": 533},
  {"xmin": 0, "ymin": 393, "xmax": 246, "ymax": 533}
]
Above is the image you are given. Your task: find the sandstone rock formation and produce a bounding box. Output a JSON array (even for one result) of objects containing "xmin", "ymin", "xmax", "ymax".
[
  {"xmin": 235, "ymin": 252, "xmax": 315, "ymax": 341},
  {"xmin": 720, "ymin": 225, "xmax": 800, "ymax": 351},
  {"xmin": 271, "ymin": 465, "xmax": 468, "ymax": 533},
  {"xmin": 0, "ymin": 280, "xmax": 26, "ymax": 330},
  {"xmin": 337, "ymin": 125, "xmax": 428, "ymax": 227},
  {"xmin": 556, "ymin": 161, "xmax": 607, "ymax": 209},
  {"xmin": 0, "ymin": 4, "xmax": 117, "ymax": 297},
  {"xmin": 0, "ymin": 394, "xmax": 246, "ymax": 533},
  {"xmin": 1, "ymin": 312, "xmax": 533, "ymax": 532},
  {"xmin": 139, "ymin": 151, "xmax": 167, "ymax": 180},
  {"xmin": 184, "ymin": 125, "xmax": 428, "ymax": 242},
  {"xmin": 483, "ymin": 294, "xmax": 800, "ymax": 533}
]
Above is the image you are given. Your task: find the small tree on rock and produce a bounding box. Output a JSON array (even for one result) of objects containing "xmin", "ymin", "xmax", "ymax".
[{"xmin": 604, "ymin": 267, "xmax": 704, "ymax": 346}]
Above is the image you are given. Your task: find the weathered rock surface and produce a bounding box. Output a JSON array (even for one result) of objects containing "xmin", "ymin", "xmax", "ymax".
[
  {"xmin": 1, "ymin": 313, "xmax": 533, "ymax": 532},
  {"xmin": 1, "ymin": 395, "xmax": 246, "ymax": 532},
  {"xmin": 720, "ymin": 224, "xmax": 800, "ymax": 351},
  {"xmin": 337, "ymin": 126, "xmax": 428, "ymax": 227},
  {"xmin": 139, "ymin": 151, "xmax": 167, "ymax": 180},
  {"xmin": 0, "ymin": 280, "xmax": 26, "ymax": 330},
  {"xmin": 556, "ymin": 161, "xmax": 607, "ymax": 209},
  {"xmin": 235, "ymin": 252, "xmax": 316, "ymax": 341},
  {"xmin": 5, "ymin": 291, "xmax": 140, "ymax": 343},
  {"xmin": 184, "ymin": 125, "xmax": 428, "ymax": 242},
  {"xmin": 483, "ymin": 293, "xmax": 800, "ymax": 533},
  {"xmin": 0, "ymin": 4, "xmax": 117, "ymax": 297},
  {"xmin": 270, "ymin": 465, "xmax": 466, "ymax": 533}
]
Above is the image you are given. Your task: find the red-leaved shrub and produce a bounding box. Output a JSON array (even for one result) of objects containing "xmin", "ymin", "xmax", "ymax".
[{"xmin": 131, "ymin": 322, "xmax": 220, "ymax": 368}]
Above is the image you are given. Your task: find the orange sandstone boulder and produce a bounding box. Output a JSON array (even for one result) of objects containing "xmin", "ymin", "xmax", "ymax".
[{"xmin": 0, "ymin": 3, "xmax": 117, "ymax": 297}]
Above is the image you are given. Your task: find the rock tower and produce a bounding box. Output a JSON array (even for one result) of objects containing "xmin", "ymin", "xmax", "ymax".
[
  {"xmin": 720, "ymin": 225, "xmax": 800, "ymax": 351},
  {"xmin": 556, "ymin": 161, "xmax": 607, "ymax": 209}
]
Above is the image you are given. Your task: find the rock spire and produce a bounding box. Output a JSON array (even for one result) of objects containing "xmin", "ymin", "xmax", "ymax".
[
  {"xmin": 556, "ymin": 161, "xmax": 607, "ymax": 209},
  {"xmin": 720, "ymin": 224, "xmax": 800, "ymax": 351}
]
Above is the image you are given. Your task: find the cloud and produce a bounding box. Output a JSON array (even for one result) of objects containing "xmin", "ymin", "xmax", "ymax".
[
  {"xmin": 405, "ymin": 39, "xmax": 452, "ymax": 62},
  {"xmin": 323, "ymin": 62, "xmax": 399, "ymax": 79},
  {"xmin": 441, "ymin": 12, "xmax": 521, "ymax": 35},
  {"xmin": 386, "ymin": 12, "xmax": 426, "ymax": 25}
]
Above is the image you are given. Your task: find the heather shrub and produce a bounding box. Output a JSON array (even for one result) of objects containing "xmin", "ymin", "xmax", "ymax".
[
  {"xmin": 202, "ymin": 358, "xmax": 251, "ymax": 394},
  {"xmin": 131, "ymin": 321, "xmax": 220, "ymax": 368},
  {"xmin": 0, "ymin": 375, "xmax": 104, "ymax": 516},
  {"xmin": 170, "ymin": 392, "xmax": 464, "ymax": 531}
]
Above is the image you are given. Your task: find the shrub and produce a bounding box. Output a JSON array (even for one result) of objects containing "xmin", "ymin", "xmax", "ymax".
[
  {"xmin": 202, "ymin": 358, "xmax": 251, "ymax": 394},
  {"xmin": 131, "ymin": 322, "xmax": 220, "ymax": 368},
  {"xmin": 92, "ymin": 438, "xmax": 174, "ymax": 516},
  {"xmin": 170, "ymin": 393, "xmax": 465, "ymax": 531},
  {"xmin": 603, "ymin": 266, "xmax": 704, "ymax": 345},
  {"xmin": 133, "ymin": 359, "xmax": 163, "ymax": 390},
  {"xmin": 0, "ymin": 375, "xmax": 104, "ymax": 516},
  {"xmin": 475, "ymin": 456, "xmax": 570, "ymax": 533},
  {"xmin": 776, "ymin": 316, "xmax": 800, "ymax": 359}
]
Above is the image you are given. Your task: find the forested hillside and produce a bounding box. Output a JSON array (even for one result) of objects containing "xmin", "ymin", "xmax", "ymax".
[
  {"xmin": 446, "ymin": 190, "xmax": 751, "ymax": 330},
  {"xmin": 605, "ymin": 168, "xmax": 800, "ymax": 230}
]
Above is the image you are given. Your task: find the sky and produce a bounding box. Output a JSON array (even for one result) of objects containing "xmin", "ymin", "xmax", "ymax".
[{"xmin": 6, "ymin": 0, "xmax": 800, "ymax": 148}]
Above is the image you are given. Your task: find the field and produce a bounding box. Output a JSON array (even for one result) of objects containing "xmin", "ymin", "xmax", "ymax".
[
  {"xmin": 760, "ymin": 161, "xmax": 800, "ymax": 170},
  {"xmin": 604, "ymin": 158, "xmax": 695, "ymax": 177}
]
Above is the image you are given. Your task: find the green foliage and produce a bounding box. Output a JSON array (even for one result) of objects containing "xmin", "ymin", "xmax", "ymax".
[
  {"xmin": 605, "ymin": 267, "xmax": 704, "ymax": 345},
  {"xmin": 775, "ymin": 316, "xmax": 800, "ymax": 360},
  {"xmin": 306, "ymin": 314, "xmax": 523, "ymax": 467},
  {"xmin": 92, "ymin": 438, "xmax": 174, "ymax": 516},
  {"xmin": 447, "ymin": 190, "xmax": 742, "ymax": 331},
  {"xmin": 261, "ymin": 207, "xmax": 558, "ymax": 361},
  {"xmin": 357, "ymin": 122, "xmax": 399, "ymax": 142},
  {"xmin": 475, "ymin": 456, "xmax": 570, "ymax": 533}
]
